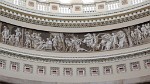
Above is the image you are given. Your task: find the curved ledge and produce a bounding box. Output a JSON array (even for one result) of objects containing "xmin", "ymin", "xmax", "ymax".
[
  {"xmin": 0, "ymin": 1, "xmax": 150, "ymax": 28},
  {"xmin": 0, "ymin": 43, "xmax": 150, "ymax": 61},
  {"xmin": 0, "ymin": 49, "xmax": 150, "ymax": 83},
  {"xmin": 1, "ymin": 15, "xmax": 150, "ymax": 33},
  {"xmin": 1, "ymin": 0, "xmax": 149, "ymax": 17}
]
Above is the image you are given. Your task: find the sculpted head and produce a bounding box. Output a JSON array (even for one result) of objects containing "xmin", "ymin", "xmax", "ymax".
[{"xmin": 3, "ymin": 26, "xmax": 7, "ymax": 30}]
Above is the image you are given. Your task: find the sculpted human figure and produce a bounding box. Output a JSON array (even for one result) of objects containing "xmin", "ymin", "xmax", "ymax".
[
  {"xmin": 41, "ymin": 38, "xmax": 53, "ymax": 51},
  {"xmin": 36, "ymin": 38, "xmax": 45, "ymax": 50},
  {"xmin": 71, "ymin": 35, "xmax": 87, "ymax": 52},
  {"xmin": 65, "ymin": 38, "xmax": 73, "ymax": 52},
  {"xmin": 1, "ymin": 26, "xmax": 9, "ymax": 44},
  {"xmin": 141, "ymin": 24, "xmax": 148, "ymax": 38},
  {"xmin": 100, "ymin": 33, "xmax": 113, "ymax": 50},
  {"xmin": 57, "ymin": 35, "xmax": 64, "ymax": 51},
  {"xmin": 145, "ymin": 23, "xmax": 150, "ymax": 36},
  {"xmin": 31, "ymin": 32, "xmax": 37, "ymax": 48},
  {"xmin": 83, "ymin": 33, "xmax": 100, "ymax": 51},
  {"xmin": 105, "ymin": 34, "xmax": 113, "ymax": 50},
  {"xmin": 134, "ymin": 26, "xmax": 142, "ymax": 44},
  {"xmin": 92, "ymin": 33, "xmax": 101, "ymax": 51},
  {"xmin": 83, "ymin": 33, "xmax": 93, "ymax": 47},
  {"xmin": 52, "ymin": 35, "xmax": 58, "ymax": 51},
  {"xmin": 32, "ymin": 33, "xmax": 41, "ymax": 49},
  {"xmin": 117, "ymin": 30, "xmax": 127, "ymax": 48},
  {"xmin": 131, "ymin": 31, "xmax": 136, "ymax": 45},
  {"xmin": 111, "ymin": 33, "xmax": 118, "ymax": 49},
  {"xmin": 100, "ymin": 36, "xmax": 106, "ymax": 50},
  {"xmin": 51, "ymin": 33, "xmax": 64, "ymax": 51},
  {"xmin": 24, "ymin": 31, "xmax": 31, "ymax": 48},
  {"xmin": 83, "ymin": 33, "xmax": 94, "ymax": 51},
  {"xmin": 14, "ymin": 28, "xmax": 22, "ymax": 46},
  {"xmin": 8, "ymin": 34, "xmax": 15, "ymax": 45}
]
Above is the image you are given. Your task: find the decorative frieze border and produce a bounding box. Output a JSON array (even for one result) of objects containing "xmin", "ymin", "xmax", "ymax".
[
  {"xmin": 0, "ymin": 21, "xmax": 150, "ymax": 53},
  {"xmin": 0, "ymin": 3, "xmax": 150, "ymax": 28}
]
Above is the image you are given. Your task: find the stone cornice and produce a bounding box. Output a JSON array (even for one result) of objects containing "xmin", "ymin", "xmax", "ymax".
[
  {"xmin": 0, "ymin": 1, "xmax": 150, "ymax": 28},
  {"xmin": 0, "ymin": 46, "xmax": 150, "ymax": 63},
  {"xmin": 1, "ymin": 0, "xmax": 149, "ymax": 17}
]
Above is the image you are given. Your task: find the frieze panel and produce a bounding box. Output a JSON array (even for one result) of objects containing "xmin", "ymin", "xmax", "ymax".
[{"xmin": 0, "ymin": 21, "xmax": 150, "ymax": 53}]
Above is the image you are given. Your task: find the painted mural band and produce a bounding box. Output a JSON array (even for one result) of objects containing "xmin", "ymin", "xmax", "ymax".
[{"xmin": 0, "ymin": 21, "xmax": 150, "ymax": 53}]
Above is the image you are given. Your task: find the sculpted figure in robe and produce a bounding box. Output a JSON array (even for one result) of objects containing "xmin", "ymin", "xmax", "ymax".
[
  {"xmin": 83, "ymin": 33, "xmax": 100, "ymax": 51},
  {"xmin": 24, "ymin": 31, "xmax": 31, "ymax": 48},
  {"xmin": 14, "ymin": 28, "xmax": 22, "ymax": 46},
  {"xmin": 41, "ymin": 38, "xmax": 53, "ymax": 51},
  {"xmin": 111, "ymin": 33, "xmax": 118, "ymax": 49},
  {"xmin": 134, "ymin": 26, "xmax": 142, "ymax": 44},
  {"xmin": 117, "ymin": 30, "xmax": 127, "ymax": 48},
  {"xmin": 65, "ymin": 38, "xmax": 73, "ymax": 52},
  {"xmin": 8, "ymin": 34, "xmax": 15, "ymax": 45},
  {"xmin": 2, "ymin": 26, "xmax": 9, "ymax": 44},
  {"xmin": 141, "ymin": 24, "xmax": 148, "ymax": 39},
  {"xmin": 100, "ymin": 33, "xmax": 113, "ymax": 50},
  {"xmin": 70, "ymin": 35, "xmax": 87, "ymax": 52}
]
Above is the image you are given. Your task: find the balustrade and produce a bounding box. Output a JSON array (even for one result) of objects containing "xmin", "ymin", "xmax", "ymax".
[{"xmin": 1, "ymin": 0, "xmax": 148, "ymax": 14}]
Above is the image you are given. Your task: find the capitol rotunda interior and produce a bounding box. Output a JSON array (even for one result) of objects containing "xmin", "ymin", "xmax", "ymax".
[{"xmin": 0, "ymin": 0, "xmax": 150, "ymax": 84}]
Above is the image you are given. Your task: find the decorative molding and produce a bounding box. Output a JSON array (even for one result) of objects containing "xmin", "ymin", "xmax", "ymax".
[
  {"xmin": 144, "ymin": 59, "xmax": 150, "ymax": 69},
  {"xmin": 50, "ymin": 67, "xmax": 59, "ymax": 76},
  {"xmin": 130, "ymin": 61, "xmax": 141, "ymax": 71},
  {"xmin": 116, "ymin": 64, "xmax": 126, "ymax": 73},
  {"xmin": 77, "ymin": 68, "xmax": 86, "ymax": 76},
  {"xmin": 23, "ymin": 64, "xmax": 33, "ymax": 73},
  {"xmin": 0, "ymin": 57, "xmax": 150, "ymax": 80},
  {"xmin": 0, "ymin": 1, "xmax": 150, "ymax": 28},
  {"xmin": 103, "ymin": 65, "xmax": 113, "ymax": 75},
  {"xmin": 63, "ymin": 68, "xmax": 73, "ymax": 76},
  {"xmin": 10, "ymin": 61, "xmax": 20, "ymax": 72},
  {"xmin": 0, "ymin": 0, "xmax": 149, "ymax": 14},
  {"xmin": 37, "ymin": 66, "xmax": 46, "ymax": 75},
  {"xmin": 0, "ymin": 59, "xmax": 6, "ymax": 69},
  {"xmin": 90, "ymin": 67, "xmax": 99, "ymax": 76},
  {"xmin": 0, "ymin": 46, "xmax": 150, "ymax": 63}
]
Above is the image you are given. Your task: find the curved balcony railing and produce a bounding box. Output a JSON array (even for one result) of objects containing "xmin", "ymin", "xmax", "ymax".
[
  {"xmin": 1, "ymin": 0, "xmax": 148, "ymax": 15},
  {"xmin": 0, "ymin": 4, "xmax": 149, "ymax": 28},
  {"xmin": 0, "ymin": 0, "xmax": 149, "ymax": 18}
]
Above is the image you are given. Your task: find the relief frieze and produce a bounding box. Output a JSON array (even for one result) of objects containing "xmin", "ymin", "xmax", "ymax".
[{"xmin": 0, "ymin": 21, "xmax": 150, "ymax": 53}]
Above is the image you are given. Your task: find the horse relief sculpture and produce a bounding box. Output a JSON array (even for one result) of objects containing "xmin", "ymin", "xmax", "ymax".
[{"xmin": 0, "ymin": 21, "xmax": 150, "ymax": 53}]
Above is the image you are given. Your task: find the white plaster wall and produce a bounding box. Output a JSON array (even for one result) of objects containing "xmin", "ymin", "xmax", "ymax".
[{"xmin": 0, "ymin": 51, "xmax": 150, "ymax": 83}]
